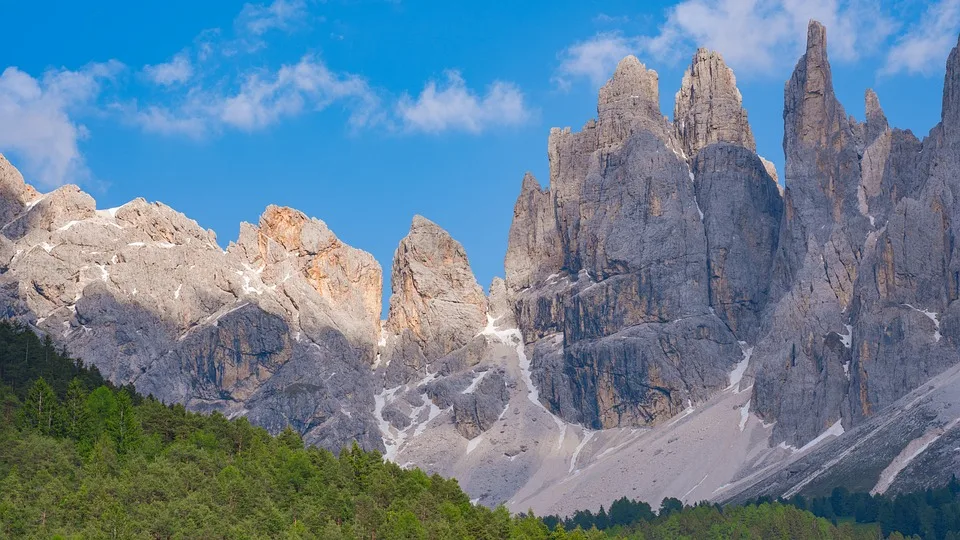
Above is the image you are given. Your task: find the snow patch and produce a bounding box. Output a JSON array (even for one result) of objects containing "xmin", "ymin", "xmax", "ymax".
[
  {"xmin": 241, "ymin": 275, "xmax": 262, "ymax": 295},
  {"xmin": 24, "ymin": 195, "xmax": 45, "ymax": 209},
  {"xmin": 466, "ymin": 435, "xmax": 483, "ymax": 455},
  {"xmin": 569, "ymin": 430, "xmax": 595, "ymax": 473},
  {"xmin": 99, "ymin": 206, "xmax": 122, "ymax": 218},
  {"xmin": 681, "ymin": 474, "xmax": 709, "ymax": 501},
  {"xmin": 838, "ymin": 325, "xmax": 853, "ymax": 348},
  {"xmin": 57, "ymin": 220, "xmax": 80, "ymax": 231},
  {"xmin": 872, "ymin": 418, "xmax": 960, "ymax": 495},
  {"xmin": 797, "ymin": 419, "xmax": 845, "ymax": 453},
  {"xmin": 40, "ymin": 242, "xmax": 55, "ymax": 253},
  {"xmin": 727, "ymin": 342, "xmax": 752, "ymax": 392},
  {"xmin": 413, "ymin": 395, "xmax": 443, "ymax": 438},
  {"xmin": 903, "ymin": 303, "xmax": 942, "ymax": 342},
  {"xmin": 127, "ymin": 242, "xmax": 146, "ymax": 247},
  {"xmin": 462, "ymin": 370, "xmax": 488, "ymax": 394},
  {"xmin": 174, "ymin": 284, "xmax": 182, "ymax": 299},
  {"xmin": 739, "ymin": 400, "xmax": 751, "ymax": 432},
  {"xmin": 374, "ymin": 386, "xmax": 403, "ymax": 461}
]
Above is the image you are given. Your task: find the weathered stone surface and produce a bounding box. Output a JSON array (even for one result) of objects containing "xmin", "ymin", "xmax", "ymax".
[
  {"xmin": 383, "ymin": 215, "xmax": 487, "ymax": 383},
  {"xmin": 694, "ymin": 143, "xmax": 783, "ymax": 341},
  {"xmin": 750, "ymin": 21, "xmax": 868, "ymax": 447},
  {"xmin": 674, "ymin": 49, "xmax": 756, "ymax": 157},
  {"xmin": 0, "ymin": 162, "xmax": 386, "ymax": 452},
  {"xmin": 509, "ymin": 47, "xmax": 758, "ymax": 429},
  {"xmin": 504, "ymin": 173, "xmax": 562, "ymax": 293},
  {"xmin": 749, "ymin": 22, "xmax": 960, "ymax": 449},
  {"xmin": 451, "ymin": 369, "xmax": 509, "ymax": 439}
]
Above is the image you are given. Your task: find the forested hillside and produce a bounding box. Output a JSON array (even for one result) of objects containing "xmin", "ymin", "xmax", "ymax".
[{"xmin": 0, "ymin": 320, "xmax": 902, "ymax": 538}]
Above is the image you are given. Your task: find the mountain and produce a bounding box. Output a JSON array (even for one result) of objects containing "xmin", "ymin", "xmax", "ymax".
[{"xmin": 2, "ymin": 19, "xmax": 960, "ymax": 515}]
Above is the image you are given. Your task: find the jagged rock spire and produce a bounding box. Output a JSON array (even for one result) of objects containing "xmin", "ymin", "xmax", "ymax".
[
  {"xmin": 596, "ymin": 55, "xmax": 672, "ymax": 148},
  {"xmin": 942, "ymin": 34, "xmax": 960, "ymax": 136},
  {"xmin": 674, "ymin": 48, "xmax": 755, "ymax": 157},
  {"xmin": 785, "ymin": 20, "xmax": 842, "ymax": 150},
  {"xmin": 504, "ymin": 172, "xmax": 562, "ymax": 293},
  {"xmin": 386, "ymin": 215, "xmax": 487, "ymax": 361}
]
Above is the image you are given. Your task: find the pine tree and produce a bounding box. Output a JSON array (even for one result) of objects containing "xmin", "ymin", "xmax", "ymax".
[
  {"xmin": 59, "ymin": 378, "xmax": 89, "ymax": 441},
  {"xmin": 18, "ymin": 378, "xmax": 57, "ymax": 434},
  {"xmin": 110, "ymin": 389, "xmax": 140, "ymax": 455}
]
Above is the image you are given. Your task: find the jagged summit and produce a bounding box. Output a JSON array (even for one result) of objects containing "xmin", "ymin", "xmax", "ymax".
[
  {"xmin": 674, "ymin": 47, "xmax": 755, "ymax": 157},
  {"xmin": 384, "ymin": 211, "xmax": 487, "ymax": 372}
]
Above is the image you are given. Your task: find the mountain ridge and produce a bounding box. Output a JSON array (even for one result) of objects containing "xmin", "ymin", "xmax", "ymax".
[{"xmin": 1, "ymin": 19, "xmax": 959, "ymax": 514}]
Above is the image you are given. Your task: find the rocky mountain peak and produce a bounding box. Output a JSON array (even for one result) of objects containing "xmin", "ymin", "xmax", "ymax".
[
  {"xmin": 674, "ymin": 48, "xmax": 755, "ymax": 157},
  {"xmin": 0, "ymin": 154, "xmax": 39, "ymax": 225},
  {"xmin": 504, "ymin": 172, "xmax": 562, "ymax": 293},
  {"xmin": 598, "ymin": 55, "xmax": 659, "ymax": 109},
  {"xmin": 865, "ymin": 89, "xmax": 887, "ymax": 128},
  {"xmin": 597, "ymin": 55, "xmax": 673, "ymax": 148},
  {"xmin": 786, "ymin": 20, "xmax": 840, "ymax": 149},
  {"xmin": 942, "ymin": 34, "xmax": 960, "ymax": 132},
  {"xmin": 385, "ymin": 215, "xmax": 487, "ymax": 360}
]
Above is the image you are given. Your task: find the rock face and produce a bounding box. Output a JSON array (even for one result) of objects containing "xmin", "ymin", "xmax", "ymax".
[
  {"xmin": 674, "ymin": 48, "xmax": 756, "ymax": 157},
  {"xmin": 3, "ymin": 18, "xmax": 960, "ymax": 511},
  {"xmin": 0, "ymin": 170, "xmax": 385, "ymax": 451},
  {"xmin": 382, "ymin": 215, "xmax": 488, "ymax": 385},
  {"xmin": 505, "ymin": 47, "xmax": 776, "ymax": 429},
  {"xmin": 506, "ymin": 21, "xmax": 960, "ymax": 461}
]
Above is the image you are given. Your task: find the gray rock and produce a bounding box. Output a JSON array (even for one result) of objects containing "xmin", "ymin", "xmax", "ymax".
[
  {"xmin": 694, "ymin": 143, "xmax": 783, "ymax": 341},
  {"xmin": 674, "ymin": 49, "xmax": 756, "ymax": 157},
  {"xmin": 504, "ymin": 173, "xmax": 562, "ymax": 294},
  {"xmin": 383, "ymin": 215, "xmax": 487, "ymax": 381}
]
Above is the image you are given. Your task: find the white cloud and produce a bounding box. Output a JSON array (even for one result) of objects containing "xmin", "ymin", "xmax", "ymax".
[
  {"xmin": 397, "ymin": 71, "xmax": 530, "ymax": 133},
  {"xmin": 882, "ymin": 0, "xmax": 960, "ymax": 76},
  {"xmin": 554, "ymin": 33, "xmax": 639, "ymax": 89},
  {"xmin": 0, "ymin": 61, "xmax": 122, "ymax": 187},
  {"xmin": 221, "ymin": 56, "xmax": 378, "ymax": 130},
  {"xmin": 236, "ymin": 0, "xmax": 308, "ymax": 37},
  {"xmin": 132, "ymin": 104, "xmax": 209, "ymax": 138},
  {"xmin": 143, "ymin": 53, "xmax": 194, "ymax": 86},
  {"xmin": 557, "ymin": 0, "xmax": 898, "ymax": 85},
  {"xmin": 645, "ymin": 0, "xmax": 896, "ymax": 74},
  {"xmin": 132, "ymin": 56, "xmax": 380, "ymax": 137}
]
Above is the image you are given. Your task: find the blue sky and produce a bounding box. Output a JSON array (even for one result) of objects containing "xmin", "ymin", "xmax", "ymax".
[{"xmin": 2, "ymin": 0, "xmax": 958, "ymax": 314}]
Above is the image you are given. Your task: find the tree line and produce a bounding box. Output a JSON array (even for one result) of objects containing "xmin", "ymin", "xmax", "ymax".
[{"xmin": 0, "ymin": 319, "xmax": 920, "ymax": 538}]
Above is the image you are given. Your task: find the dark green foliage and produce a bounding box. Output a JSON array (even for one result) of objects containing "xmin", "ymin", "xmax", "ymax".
[
  {"xmin": 0, "ymin": 320, "xmax": 937, "ymax": 539},
  {"xmin": 0, "ymin": 321, "xmax": 586, "ymax": 538},
  {"xmin": 774, "ymin": 478, "xmax": 960, "ymax": 539}
]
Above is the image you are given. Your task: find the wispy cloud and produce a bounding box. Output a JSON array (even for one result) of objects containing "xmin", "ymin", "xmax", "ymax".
[
  {"xmin": 397, "ymin": 71, "xmax": 530, "ymax": 133},
  {"xmin": 142, "ymin": 52, "xmax": 194, "ymax": 86},
  {"xmin": 133, "ymin": 56, "xmax": 380, "ymax": 137},
  {"xmin": 882, "ymin": 0, "xmax": 960, "ymax": 76},
  {"xmin": 220, "ymin": 56, "xmax": 379, "ymax": 131},
  {"xmin": 593, "ymin": 13, "xmax": 631, "ymax": 25},
  {"xmin": 554, "ymin": 33, "xmax": 638, "ymax": 89},
  {"xmin": 236, "ymin": 0, "xmax": 309, "ymax": 36},
  {"xmin": 556, "ymin": 0, "xmax": 899, "ymax": 86},
  {"xmin": 0, "ymin": 61, "xmax": 123, "ymax": 187}
]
